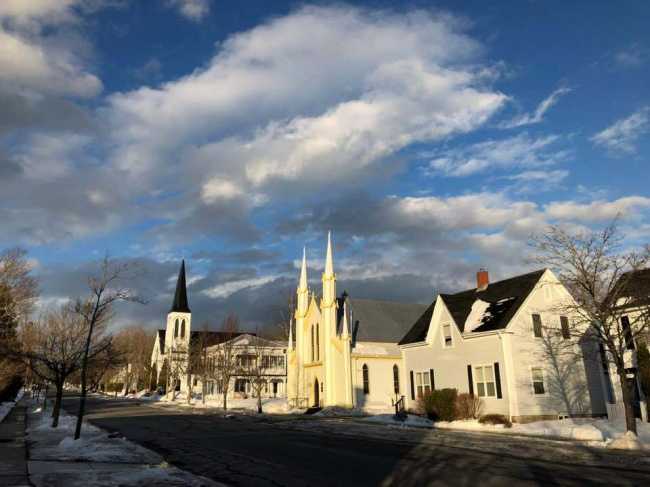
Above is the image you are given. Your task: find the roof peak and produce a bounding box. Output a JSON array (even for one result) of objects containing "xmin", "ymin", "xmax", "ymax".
[{"xmin": 170, "ymin": 258, "xmax": 191, "ymax": 313}]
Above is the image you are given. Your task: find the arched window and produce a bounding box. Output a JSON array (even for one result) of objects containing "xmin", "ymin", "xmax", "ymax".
[
  {"xmin": 174, "ymin": 319, "xmax": 179, "ymax": 338},
  {"xmin": 311, "ymin": 325, "xmax": 315, "ymax": 362},
  {"xmin": 316, "ymin": 323, "xmax": 320, "ymax": 360},
  {"xmin": 362, "ymin": 364, "xmax": 370, "ymax": 394},
  {"xmin": 181, "ymin": 319, "xmax": 186, "ymax": 338},
  {"xmin": 393, "ymin": 364, "xmax": 400, "ymax": 394}
]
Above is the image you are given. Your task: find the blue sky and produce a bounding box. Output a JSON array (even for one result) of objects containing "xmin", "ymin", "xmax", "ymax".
[{"xmin": 1, "ymin": 1, "xmax": 649, "ymax": 330}]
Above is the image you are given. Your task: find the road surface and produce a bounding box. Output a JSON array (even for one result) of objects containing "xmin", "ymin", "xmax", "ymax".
[{"xmin": 57, "ymin": 393, "xmax": 650, "ymax": 486}]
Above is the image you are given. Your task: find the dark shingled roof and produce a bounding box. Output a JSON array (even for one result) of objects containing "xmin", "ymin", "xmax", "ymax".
[
  {"xmin": 399, "ymin": 269, "xmax": 546, "ymax": 345},
  {"xmin": 612, "ymin": 268, "xmax": 650, "ymax": 310},
  {"xmin": 170, "ymin": 259, "xmax": 190, "ymax": 313},
  {"xmin": 343, "ymin": 298, "xmax": 429, "ymax": 344}
]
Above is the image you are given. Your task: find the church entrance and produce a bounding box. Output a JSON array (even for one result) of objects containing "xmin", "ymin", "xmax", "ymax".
[{"xmin": 313, "ymin": 378, "xmax": 320, "ymax": 407}]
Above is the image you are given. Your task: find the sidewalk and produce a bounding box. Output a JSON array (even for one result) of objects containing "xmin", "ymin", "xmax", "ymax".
[{"xmin": 0, "ymin": 396, "xmax": 30, "ymax": 486}]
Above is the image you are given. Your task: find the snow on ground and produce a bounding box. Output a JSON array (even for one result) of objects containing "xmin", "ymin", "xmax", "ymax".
[
  {"xmin": 0, "ymin": 390, "xmax": 24, "ymax": 423},
  {"xmin": 357, "ymin": 413, "xmax": 650, "ymax": 450},
  {"xmin": 313, "ymin": 406, "xmax": 369, "ymax": 418},
  {"xmin": 156, "ymin": 394, "xmax": 304, "ymax": 415},
  {"xmin": 26, "ymin": 399, "xmax": 221, "ymax": 486}
]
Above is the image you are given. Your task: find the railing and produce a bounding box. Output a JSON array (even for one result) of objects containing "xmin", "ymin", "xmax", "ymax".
[
  {"xmin": 392, "ymin": 395, "xmax": 407, "ymax": 424},
  {"xmin": 606, "ymin": 401, "xmax": 648, "ymax": 422}
]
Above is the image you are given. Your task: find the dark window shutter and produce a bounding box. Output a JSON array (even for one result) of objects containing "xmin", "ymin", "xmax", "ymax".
[
  {"xmin": 410, "ymin": 371, "xmax": 415, "ymax": 400},
  {"xmin": 429, "ymin": 369, "xmax": 435, "ymax": 391},
  {"xmin": 467, "ymin": 365, "xmax": 474, "ymax": 394},
  {"xmin": 494, "ymin": 362, "xmax": 502, "ymax": 399}
]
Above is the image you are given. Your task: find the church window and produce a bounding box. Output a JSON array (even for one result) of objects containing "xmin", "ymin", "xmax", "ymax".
[
  {"xmin": 174, "ymin": 319, "xmax": 179, "ymax": 338},
  {"xmin": 181, "ymin": 319, "xmax": 186, "ymax": 338},
  {"xmin": 311, "ymin": 326, "xmax": 315, "ymax": 362},
  {"xmin": 393, "ymin": 365, "xmax": 400, "ymax": 394},
  {"xmin": 362, "ymin": 364, "xmax": 370, "ymax": 394},
  {"xmin": 316, "ymin": 324, "xmax": 320, "ymax": 360}
]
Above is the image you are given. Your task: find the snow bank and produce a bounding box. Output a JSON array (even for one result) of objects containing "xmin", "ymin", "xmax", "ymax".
[
  {"xmin": 313, "ymin": 406, "xmax": 369, "ymax": 418},
  {"xmin": 158, "ymin": 395, "xmax": 298, "ymax": 415},
  {"xmin": 0, "ymin": 391, "xmax": 24, "ymax": 423},
  {"xmin": 608, "ymin": 431, "xmax": 647, "ymax": 450}
]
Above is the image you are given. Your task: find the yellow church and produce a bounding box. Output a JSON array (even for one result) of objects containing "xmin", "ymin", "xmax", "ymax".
[{"xmin": 287, "ymin": 233, "xmax": 428, "ymax": 411}]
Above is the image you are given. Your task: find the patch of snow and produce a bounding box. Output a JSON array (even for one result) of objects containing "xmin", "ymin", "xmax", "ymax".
[
  {"xmin": 608, "ymin": 431, "xmax": 647, "ymax": 450},
  {"xmin": 352, "ymin": 343, "xmax": 390, "ymax": 356},
  {"xmin": 464, "ymin": 299, "xmax": 492, "ymax": 333},
  {"xmin": 0, "ymin": 391, "xmax": 24, "ymax": 423},
  {"xmin": 363, "ymin": 414, "xmax": 432, "ymax": 428}
]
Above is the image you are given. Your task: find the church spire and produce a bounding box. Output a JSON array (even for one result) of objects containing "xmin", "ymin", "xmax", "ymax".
[
  {"xmin": 299, "ymin": 247, "xmax": 308, "ymax": 292},
  {"xmin": 170, "ymin": 258, "xmax": 191, "ymax": 313},
  {"xmin": 324, "ymin": 231, "xmax": 334, "ymax": 277}
]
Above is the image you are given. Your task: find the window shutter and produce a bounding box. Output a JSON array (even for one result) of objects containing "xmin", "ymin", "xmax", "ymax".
[
  {"xmin": 429, "ymin": 369, "xmax": 435, "ymax": 391},
  {"xmin": 560, "ymin": 316, "xmax": 570, "ymax": 339},
  {"xmin": 494, "ymin": 362, "xmax": 502, "ymax": 399},
  {"xmin": 467, "ymin": 365, "xmax": 474, "ymax": 394},
  {"xmin": 410, "ymin": 371, "xmax": 415, "ymax": 400}
]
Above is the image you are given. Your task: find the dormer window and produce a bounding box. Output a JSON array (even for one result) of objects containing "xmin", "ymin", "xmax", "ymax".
[{"xmin": 443, "ymin": 324, "xmax": 452, "ymax": 347}]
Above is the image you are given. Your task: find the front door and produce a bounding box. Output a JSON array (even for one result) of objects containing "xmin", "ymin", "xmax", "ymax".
[{"xmin": 314, "ymin": 378, "xmax": 320, "ymax": 407}]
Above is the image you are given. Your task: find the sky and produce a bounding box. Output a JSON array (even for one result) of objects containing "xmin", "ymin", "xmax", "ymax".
[{"xmin": 1, "ymin": 0, "xmax": 649, "ymax": 332}]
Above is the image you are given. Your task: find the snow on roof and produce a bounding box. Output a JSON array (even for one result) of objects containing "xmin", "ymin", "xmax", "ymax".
[
  {"xmin": 351, "ymin": 343, "xmax": 400, "ymax": 356},
  {"xmin": 464, "ymin": 299, "xmax": 491, "ymax": 334}
]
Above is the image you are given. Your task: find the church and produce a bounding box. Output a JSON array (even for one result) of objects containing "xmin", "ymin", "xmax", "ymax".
[{"xmin": 287, "ymin": 234, "xmax": 428, "ymax": 411}]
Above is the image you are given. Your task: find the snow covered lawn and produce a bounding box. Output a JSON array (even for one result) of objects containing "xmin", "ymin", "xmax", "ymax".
[
  {"xmin": 25, "ymin": 399, "xmax": 221, "ymax": 486},
  {"xmin": 0, "ymin": 390, "xmax": 24, "ymax": 423},
  {"xmin": 313, "ymin": 406, "xmax": 370, "ymax": 418},
  {"xmin": 157, "ymin": 394, "xmax": 302, "ymax": 415}
]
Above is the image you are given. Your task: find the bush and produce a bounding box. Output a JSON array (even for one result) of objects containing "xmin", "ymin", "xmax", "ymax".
[
  {"xmin": 479, "ymin": 413, "xmax": 512, "ymax": 428},
  {"xmin": 455, "ymin": 393, "xmax": 485, "ymax": 420},
  {"xmin": 416, "ymin": 388, "xmax": 457, "ymax": 421}
]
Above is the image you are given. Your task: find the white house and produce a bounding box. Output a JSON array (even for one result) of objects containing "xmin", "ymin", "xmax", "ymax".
[
  {"xmin": 287, "ymin": 234, "xmax": 428, "ymax": 411},
  {"xmin": 201, "ymin": 334, "xmax": 287, "ymax": 399},
  {"xmin": 399, "ymin": 268, "xmax": 608, "ymax": 423}
]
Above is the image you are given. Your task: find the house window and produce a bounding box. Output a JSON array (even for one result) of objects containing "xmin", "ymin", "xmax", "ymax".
[
  {"xmin": 393, "ymin": 365, "xmax": 400, "ymax": 394},
  {"xmin": 560, "ymin": 316, "xmax": 570, "ymax": 339},
  {"xmin": 443, "ymin": 324, "xmax": 452, "ymax": 347},
  {"xmin": 621, "ymin": 316, "xmax": 635, "ymax": 350},
  {"xmin": 532, "ymin": 368, "xmax": 545, "ymax": 394},
  {"xmin": 193, "ymin": 378, "xmax": 198, "ymax": 387},
  {"xmin": 475, "ymin": 365, "xmax": 496, "ymax": 397},
  {"xmin": 181, "ymin": 319, "xmax": 186, "ymax": 338},
  {"xmin": 235, "ymin": 379, "xmax": 251, "ymax": 394},
  {"xmin": 415, "ymin": 372, "xmax": 431, "ymax": 397},
  {"xmin": 362, "ymin": 364, "xmax": 370, "ymax": 394},
  {"xmin": 174, "ymin": 319, "xmax": 179, "ymax": 338},
  {"xmin": 532, "ymin": 314, "xmax": 542, "ymax": 338},
  {"xmin": 236, "ymin": 355, "xmax": 256, "ymax": 367}
]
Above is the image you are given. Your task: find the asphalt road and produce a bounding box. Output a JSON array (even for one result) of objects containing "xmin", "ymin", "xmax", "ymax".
[{"xmin": 57, "ymin": 393, "xmax": 650, "ymax": 487}]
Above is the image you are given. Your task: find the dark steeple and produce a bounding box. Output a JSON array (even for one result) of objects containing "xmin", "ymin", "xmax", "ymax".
[{"xmin": 170, "ymin": 259, "xmax": 191, "ymax": 313}]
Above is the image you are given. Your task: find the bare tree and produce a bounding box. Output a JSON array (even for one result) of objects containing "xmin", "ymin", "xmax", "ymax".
[
  {"xmin": 243, "ymin": 331, "xmax": 274, "ymax": 414},
  {"xmin": 115, "ymin": 326, "xmax": 155, "ymax": 393},
  {"xmin": 268, "ymin": 292, "xmax": 295, "ymax": 341},
  {"xmin": 16, "ymin": 307, "xmax": 109, "ymax": 427},
  {"xmin": 528, "ymin": 214, "xmax": 650, "ymax": 434},
  {"xmin": 167, "ymin": 341, "xmax": 188, "ymax": 401},
  {"xmin": 214, "ymin": 314, "xmax": 240, "ymax": 410},
  {"xmin": 0, "ymin": 247, "xmax": 38, "ymax": 400},
  {"xmin": 189, "ymin": 323, "xmax": 214, "ymax": 405},
  {"xmin": 72, "ymin": 254, "xmax": 146, "ymax": 440}
]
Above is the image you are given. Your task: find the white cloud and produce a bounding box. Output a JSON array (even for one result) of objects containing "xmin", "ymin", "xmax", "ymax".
[
  {"xmin": 201, "ymin": 177, "xmax": 244, "ymax": 203},
  {"xmin": 202, "ymin": 276, "xmax": 275, "ymax": 299},
  {"xmin": 427, "ymin": 133, "xmax": 569, "ymax": 177},
  {"xmin": 166, "ymin": 0, "xmax": 210, "ymax": 21},
  {"xmin": 543, "ymin": 196, "xmax": 650, "ymax": 223},
  {"xmin": 506, "ymin": 169, "xmax": 569, "ymax": 194},
  {"xmin": 613, "ymin": 44, "xmax": 645, "ymax": 69},
  {"xmin": 591, "ymin": 107, "xmax": 649, "ymax": 154},
  {"xmin": 500, "ymin": 86, "xmax": 571, "ymax": 129}
]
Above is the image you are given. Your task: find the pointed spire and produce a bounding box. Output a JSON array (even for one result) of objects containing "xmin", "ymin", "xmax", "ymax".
[
  {"xmin": 170, "ymin": 258, "xmax": 191, "ymax": 313},
  {"xmin": 299, "ymin": 247, "xmax": 308, "ymax": 291},
  {"xmin": 324, "ymin": 231, "xmax": 334, "ymax": 277}
]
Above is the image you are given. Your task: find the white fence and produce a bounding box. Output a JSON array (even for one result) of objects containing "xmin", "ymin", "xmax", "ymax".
[{"xmin": 606, "ymin": 402, "xmax": 648, "ymax": 422}]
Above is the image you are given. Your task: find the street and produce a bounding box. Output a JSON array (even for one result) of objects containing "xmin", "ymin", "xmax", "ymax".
[{"xmin": 56, "ymin": 393, "xmax": 650, "ymax": 486}]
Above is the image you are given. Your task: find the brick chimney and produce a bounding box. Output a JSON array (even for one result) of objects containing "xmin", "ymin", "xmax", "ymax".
[{"xmin": 476, "ymin": 269, "xmax": 489, "ymax": 289}]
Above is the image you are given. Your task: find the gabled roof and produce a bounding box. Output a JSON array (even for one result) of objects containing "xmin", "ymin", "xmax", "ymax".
[
  {"xmin": 229, "ymin": 334, "xmax": 285, "ymax": 349},
  {"xmin": 397, "ymin": 301, "xmax": 436, "ymax": 345},
  {"xmin": 399, "ymin": 269, "xmax": 546, "ymax": 345},
  {"xmin": 611, "ymin": 268, "xmax": 650, "ymax": 310},
  {"xmin": 189, "ymin": 330, "xmax": 250, "ymax": 348},
  {"xmin": 170, "ymin": 259, "xmax": 190, "ymax": 313},
  {"xmin": 343, "ymin": 298, "xmax": 429, "ymax": 344}
]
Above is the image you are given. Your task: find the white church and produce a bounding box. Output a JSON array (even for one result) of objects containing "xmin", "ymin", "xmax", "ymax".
[{"xmin": 287, "ymin": 234, "xmax": 427, "ymax": 411}]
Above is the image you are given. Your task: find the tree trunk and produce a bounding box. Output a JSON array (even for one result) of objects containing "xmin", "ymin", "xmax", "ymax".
[
  {"xmin": 257, "ymin": 388, "xmax": 262, "ymax": 414},
  {"xmin": 617, "ymin": 368, "xmax": 638, "ymax": 435},
  {"xmin": 51, "ymin": 383, "xmax": 63, "ymax": 428},
  {"xmin": 223, "ymin": 386, "xmax": 228, "ymax": 410},
  {"xmin": 202, "ymin": 382, "xmax": 206, "ymax": 404}
]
